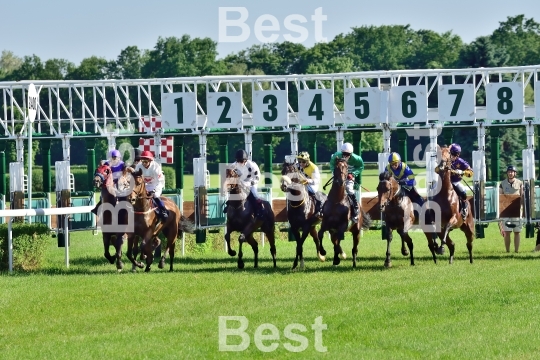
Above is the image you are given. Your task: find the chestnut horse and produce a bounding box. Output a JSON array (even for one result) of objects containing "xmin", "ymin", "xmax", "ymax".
[
  {"xmin": 429, "ymin": 146, "xmax": 475, "ymax": 264},
  {"xmin": 377, "ymin": 171, "xmax": 437, "ymax": 267},
  {"xmin": 317, "ymin": 157, "xmax": 372, "ymax": 267},
  {"xmin": 93, "ymin": 164, "xmax": 129, "ymax": 271},
  {"xmin": 280, "ymin": 161, "xmax": 327, "ymax": 270},
  {"xmin": 223, "ymin": 168, "xmax": 276, "ymax": 269},
  {"xmin": 127, "ymin": 168, "xmax": 194, "ymax": 272}
]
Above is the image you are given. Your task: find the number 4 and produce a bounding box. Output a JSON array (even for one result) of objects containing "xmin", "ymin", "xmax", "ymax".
[{"xmin": 308, "ymin": 94, "xmax": 324, "ymax": 120}]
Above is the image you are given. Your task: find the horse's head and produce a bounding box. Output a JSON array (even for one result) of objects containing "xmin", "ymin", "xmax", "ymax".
[
  {"xmin": 128, "ymin": 168, "xmax": 146, "ymax": 206},
  {"xmin": 377, "ymin": 171, "xmax": 398, "ymax": 212},
  {"xmin": 437, "ymin": 146, "xmax": 453, "ymax": 174},
  {"xmin": 333, "ymin": 157, "xmax": 348, "ymax": 187},
  {"xmin": 280, "ymin": 161, "xmax": 302, "ymax": 192},
  {"xmin": 223, "ymin": 167, "xmax": 242, "ymax": 194},
  {"xmin": 93, "ymin": 163, "xmax": 112, "ymax": 189}
]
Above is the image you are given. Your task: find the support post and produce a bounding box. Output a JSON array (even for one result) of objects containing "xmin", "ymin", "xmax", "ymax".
[
  {"xmin": 175, "ymin": 136, "xmax": 184, "ymax": 190},
  {"xmin": 289, "ymin": 128, "xmax": 299, "ymax": 155},
  {"xmin": 41, "ymin": 139, "xmax": 52, "ymax": 193},
  {"xmin": 490, "ymin": 127, "xmax": 500, "ymax": 182},
  {"xmin": 263, "ymin": 133, "xmax": 273, "ymax": 186},
  {"xmin": 398, "ymin": 129, "xmax": 407, "ymax": 162},
  {"xmin": 86, "ymin": 138, "xmax": 96, "ymax": 191},
  {"xmin": 15, "ymin": 136, "xmax": 24, "ymax": 163},
  {"xmin": 244, "ymin": 129, "xmax": 253, "ymax": 160},
  {"xmin": 352, "ymin": 131, "xmax": 362, "ymax": 185},
  {"xmin": 307, "ymin": 132, "xmax": 317, "ymax": 163},
  {"xmin": 335, "ymin": 127, "xmax": 344, "ymax": 152},
  {"xmin": 0, "ymin": 141, "xmax": 7, "ymax": 196}
]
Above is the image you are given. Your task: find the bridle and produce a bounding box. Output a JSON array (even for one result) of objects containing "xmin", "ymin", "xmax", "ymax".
[
  {"xmin": 128, "ymin": 174, "xmax": 155, "ymax": 214},
  {"xmin": 378, "ymin": 176, "xmax": 401, "ymax": 210},
  {"xmin": 333, "ymin": 158, "xmax": 348, "ymax": 187},
  {"xmin": 280, "ymin": 163, "xmax": 308, "ymax": 208}
]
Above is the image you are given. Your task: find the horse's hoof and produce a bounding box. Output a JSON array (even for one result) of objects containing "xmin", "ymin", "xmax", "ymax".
[
  {"xmin": 116, "ymin": 261, "xmax": 124, "ymax": 270},
  {"xmin": 384, "ymin": 261, "xmax": 392, "ymax": 268},
  {"xmin": 333, "ymin": 258, "xmax": 341, "ymax": 266},
  {"xmin": 158, "ymin": 260, "xmax": 165, "ymax": 269},
  {"xmin": 228, "ymin": 250, "xmax": 237, "ymax": 257},
  {"xmin": 137, "ymin": 262, "xmax": 144, "ymax": 269},
  {"xmin": 318, "ymin": 255, "xmax": 326, "ymax": 262},
  {"xmin": 238, "ymin": 261, "xmax": 245, "ymax": 269},
  {"xmin": 320, "ymin": 249, "xmax": 327, "ymax": 256},
  {"xmin": 131, "ymin": 265, "xmax": 137, "ymax": 273},
  {"xmin": 145, "ymin": 267, "xmax": 151, "ymax": 272},
  {"xmin": 449, "ymin": 257, "xmax": 454, "ymax": 265},
  {"xmin": 401, "ymin": 250, "xmax": 409, "ymax": 256},
  {"xmin": 339, "ymin": 252, "xmax": 347, "ymax": 260},
  {"xmin": 436, "ymin": 246, "xmax": 445, "ymax": 255}
]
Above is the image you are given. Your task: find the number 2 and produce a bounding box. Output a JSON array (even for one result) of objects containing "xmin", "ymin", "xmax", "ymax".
[{"xmin": 217, "ymin": 96, "xmax": 232, "ymax": 123}]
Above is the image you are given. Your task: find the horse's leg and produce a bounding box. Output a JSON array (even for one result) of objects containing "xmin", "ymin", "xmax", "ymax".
[
  {"xmin": 351, "ymin": 227, "xmax": 360, "ymax": 268},
  {"xmin": 126, "ymin": 234, "xmax": 144, "ymax": 271},
  {"xmin": 317, "ymin": 226, "xmax": 327, "ymax": 257},
  {"xmin": 461, "ymin": 220, "xmax": 475, "ymax": 264},
  {"xmin": 291, "ymin": 226, "xmax": 302, "ymax": 270},
  {"xmin": 237, "ymin": 233, "xmax": 245, "ymax": 269},
  {"xmin": 309, "ymin": 226, "xmax": 325, "ymax": 262},
  {"xmin": 246, "ymin": 234, "xmax": 259, "ymax": 268},
  {"xmin": 103, "ymin": 234, "xmax": 115, "ymax": 264},
  {"xmin": 397, "ymin": 229, "xmax": 415, "ymax": 266},
  {"xmin": 446, "ymin": 234, "xmax": 456, "ymax": 264},
  {"xmin": 384, "ymin": 228, "xmax": 393, "ymax": 268},
  {"xmin": 114, "ymin": 234, "xmax": 124, "ymax": 271},
  {"xmin": 224, "ymin": 224, "xmax": 237, "ymax": 257},
  {"xmin": 331, "ymin": 232, "xmax": 341, "ymax": 266},
  {"xmin": 265, "ymin": 227, "xmax": 277, "ymax": 269},
  {"xmin": 337, "ymin": 226, "xmax": 347, "ymax": 260},
  {"xmin": 168, "ymin": 237, "xmax": 176, "ymax": 272},
  {"xmin": 424, "ymin": 232, "xmax": 438, "ymax": 264}
]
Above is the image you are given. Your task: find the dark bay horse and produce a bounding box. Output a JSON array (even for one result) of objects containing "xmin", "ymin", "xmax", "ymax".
[
  {"xmin": 93, "ymin": 164, "xmax": 128, "ymax": 271},
  {"xmin": 128, "ymin": 168, "xmax": 194, "ymax": 272},
  {"xmin": 317, "ymin": 157, "xmax": 372, "ymax": 267},
  {"xmin": 429, "ymin": 146, "xmax": 475, "ymax": 264},
  {"xmin": 377, "ymin": 171, "xmax": 436, "ymax": 267},
  {"xmin": 223, "ymin": 168, "xmax": 276, "ymax": 269},
  {"xmin": 280, "ymin": 161, "xmax": 327, "ymax": 270}
]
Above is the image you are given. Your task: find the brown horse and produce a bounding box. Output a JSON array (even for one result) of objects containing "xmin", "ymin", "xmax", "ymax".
[
  {"xmin": 429, "ymin": 146, "xmax": 475, "ymax": 264},
  {"xmin": 317, "ymin": 157, "xmax": 372, "ymax": 267},
  {"xmin": 223, "ymin": 167, "xmax": 276, "ymax": 269},
  {"xmin": 127, "ymin": 168, "xmax": 194, "ymax": 272},
  {"xmin": 92, "ymin": 164, "xmax": 131, "ymax": 271},
  {"xmin": 377, "ymin": 171, "xmax": 437, "ymax": 267},
  {"xmin": 280, "ymin": 161, "xmax": 327, "ymax": 270}
]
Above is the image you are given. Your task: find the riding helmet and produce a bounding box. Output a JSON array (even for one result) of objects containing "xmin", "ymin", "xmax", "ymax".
[
  {"xmin": 140, "ymin": 150, "xmax": 154, "ymax": 161},
  {"xmin": 110, "ymin": 149, "xmax": 121, "ymax": 158},
  {"xmin": 341, "ymin": 142, "xmax": 353, "ymax": 153},
  {"xmin": 235, "ymin": 149, "xmax": 248, "ymax": 162},
  {"xmin": 297, "ymin": 151, "xmax": 310, "ymax": 161},
  {"xmin": 449, "ymin": 143, "xmax": 461, "ymax": 156},
  {"xmin": 134, "ymin": 148, "xmax": 142, "ymax": 161},
  {"xmin": 388, "ymin": 152, "xmax": 401, "ymax": 165}
]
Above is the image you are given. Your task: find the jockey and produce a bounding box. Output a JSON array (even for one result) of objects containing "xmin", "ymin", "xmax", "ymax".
[
  {"xmin": 386, "ymin": 152, "xmax": 425, "ymax": 207},
  {"xmin": 296, "ymin": 151, "xmax": 323, "ymax": 216},
  {"xmin": 329, "ymin": 142, "xmax": 364, "ymax": 223},
  {"xmin": 105, "ymin": 149, "xmax": 124, "ymax": 185},
  {"xmin": 90, "ymin": 149, "xmax": 124, "ymax": 215},
  {"xmin": 223, "ymin": 149, "xmax": 264, "ymax": 220},
  {"xmin": 440, "ymin": 143, "xmax": 473, "ymax": 218},
  {"xmin": 134, "ymin": 150, "xmax": 168, "ymax": 221}
]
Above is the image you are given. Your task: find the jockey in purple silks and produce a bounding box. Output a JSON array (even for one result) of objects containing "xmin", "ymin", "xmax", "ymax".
[
  {"xmin": 437, "ymin": 143, "xmax": 474, "ymax": 218},
  {"xmin": 91, "ymin": 149, "xmax": 125, "ymax": 215}
]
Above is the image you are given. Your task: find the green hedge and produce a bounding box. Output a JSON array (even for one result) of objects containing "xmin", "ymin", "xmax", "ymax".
[{"xmin": 0, "ymin": 223, "xmax": 50, "ymax": 271}]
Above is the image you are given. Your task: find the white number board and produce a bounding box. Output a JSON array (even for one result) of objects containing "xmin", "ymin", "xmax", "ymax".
[
  {"xmin": 161, "ymin": 92, "xmax": 197, "ymax": 129},
  {"xmin": 252, "ymin": 90, "xmax": 288, "ymax": 127},
  {"xmin": 389, "ymin": 85, "xmax": 428, "ymax": 123},
  {"xmin": 207, "ymin": 92, "xmax": 243, "ymax": 129},
  {"xmin": 438, "ymin": 84, "xmax": 475, "ymax": 122},
  {"xmin": 486, "ymin": 82, "xmax": 524, "ymax": 120},
  {"xmin": 297, "ymin": 89, "xmax": 334, "ymax": 126},
  {"xmin": 27, "ymin": 83, "xmax": 38, "ymax": 123},
  {"xmin": 344, "ymin": 87, "xmax": 382, "ymax": 124},
  {"xmin": 535, "ymin": 81, "xmax": 540, "ymax": 122}
]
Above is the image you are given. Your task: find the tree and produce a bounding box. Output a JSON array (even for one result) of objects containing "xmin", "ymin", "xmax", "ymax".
[
  {"xmin": 458, "ymin": 36, "xmax": 509, "ymax": 68},
  {"xmin": 0, "ymin": 50, "xmax": 22, "ymax": 80},
  {"xmin": 110, "ymin": 45, "xmax": 148, "ymax": 79},
  {"xmin": 67, "ymin": 56, "xmax": 112, "ymax": 80},
  {"xmin": 490, "ymin": 15, "xmax": 540, "ymax": 66},
  {"xmin": 407, "ymin": 30, "xmax": 463, "ymax": 69},
  {"xmin": 6, "ymin": 55, "xmax": 44, "ymax": 81}
]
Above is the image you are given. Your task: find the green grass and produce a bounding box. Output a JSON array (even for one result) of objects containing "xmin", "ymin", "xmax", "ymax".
[{"xmin": 2, "ymin": 224, "xmax": 540, "ymax": 359}]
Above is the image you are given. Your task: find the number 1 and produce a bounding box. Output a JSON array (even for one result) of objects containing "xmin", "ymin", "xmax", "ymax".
[{"xmin": 174, "ymin": 97, "xmax": 183, "ymax": 124}]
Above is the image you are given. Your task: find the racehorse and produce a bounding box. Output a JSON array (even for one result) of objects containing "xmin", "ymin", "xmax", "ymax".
[
  {"xmin": 93, "ymin": 163, "xmax": 128, "ymax": 271},
  {"xmin": 429, "ymin": 146, "xmax": 475, "ymax": 264},
  {"xmin": 317, "ymin": 157, "xmax": 372, "ymax": 267},
  {"xmin": 280, "ymin": 161, "xmax": 327, "ymax": 270},
  {"xmin": 377, "ymin": 171, "xmax": 436, "ymax": 267},
  {"xmin": 127, "ymin": 168, "xmax": 194, "ymax": 272},
  {"xmin": 223, "ymin": 167, "xmax": 276, "ymax": 269}
]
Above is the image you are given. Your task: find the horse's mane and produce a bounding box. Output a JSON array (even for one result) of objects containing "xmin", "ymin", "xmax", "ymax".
[{"xmin": 379, "ymin": 171, "xmax": 394, "ymax": 181}]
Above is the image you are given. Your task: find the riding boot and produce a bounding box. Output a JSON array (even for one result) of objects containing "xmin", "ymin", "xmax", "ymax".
[
  {"xmin": 91, "ymin": 199, "xmax": 102, "ymax": 215},
  {"xmin": 154, "ymin": 197, "xmax": 169, "ymax": 221},
  {"xmin": 253, "ymin": 198, "xmax": 265, "ymax": 220},
  {"xmin": 460, "ymin": 197, "xmax": 469, "ymax": 219},
  {"xmin": 348, "ymin": 193, "xmax": 359, "ymax": 223},
  {"xmin": 410, "ymin": 187, "xmax": 424, "ymax": 207},
  {"xmin": 313, "ymin": 196, "xmax": 322, "ymax": 216}
]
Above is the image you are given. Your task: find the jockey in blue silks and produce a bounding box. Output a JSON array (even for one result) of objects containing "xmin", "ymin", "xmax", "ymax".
[{"xmin": 386, "ymin": 152, "xmax": 425, "ymax": 207}]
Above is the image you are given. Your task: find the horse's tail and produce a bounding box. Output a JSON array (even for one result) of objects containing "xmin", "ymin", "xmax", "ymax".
[
  {"xmin": 179, "ymin": 215, "xmax": 196, "ymax": 234},
  {"xmin": 360, "ymin": 208, "xmax": 372, "ymax": 230}
]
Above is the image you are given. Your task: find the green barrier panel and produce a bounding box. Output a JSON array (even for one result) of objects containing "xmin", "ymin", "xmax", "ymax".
[
  {"xmin": 24, "ymin": 198, "xmax": 50, "ymax": 225},
  {"xmin": 70, "ymin": 197, "xmax": 94, "ymax": 230},
  {"xmin": 483, "ymin": 187, "xmax": 498, "ymax": 221},
  {"xmin": 0, "ymin": 194, "xmax": 4, "ymax": 224},
  {"xmin": 534, "ymin": 186, "xmax": 540, "ymax": 219}
]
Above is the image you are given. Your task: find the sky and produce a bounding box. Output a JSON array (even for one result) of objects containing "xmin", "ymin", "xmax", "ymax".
[{"xmin": 1, "ymin": 0, "xmax": 539, "ymax": 65}]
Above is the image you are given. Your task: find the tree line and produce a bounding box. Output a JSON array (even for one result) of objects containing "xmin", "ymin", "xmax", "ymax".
[{"xmin": 0, "ymin": 14, "xmax": 539, "ymax": 175}]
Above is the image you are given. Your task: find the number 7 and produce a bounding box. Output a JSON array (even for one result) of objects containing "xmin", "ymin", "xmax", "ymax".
[{"xmin": 448, "ymin": 89, "xmax": 464, "ymax": 117}]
